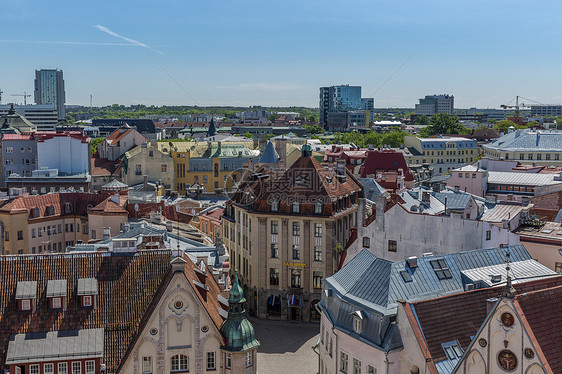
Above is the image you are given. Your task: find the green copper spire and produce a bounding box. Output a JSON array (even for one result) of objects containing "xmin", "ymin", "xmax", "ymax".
[{"xmin": 220, "ymin": 270, "xmax": 260, "ymax": 352}]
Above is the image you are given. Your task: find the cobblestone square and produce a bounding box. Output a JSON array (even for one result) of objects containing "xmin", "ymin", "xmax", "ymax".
[{"xmin": 251, "ymin": 317, "xmax": 319, "ymax": 374}]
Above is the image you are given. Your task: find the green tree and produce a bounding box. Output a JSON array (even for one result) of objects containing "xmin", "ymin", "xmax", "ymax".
[
  {"xmin": 556, "ymin": 117, "xmax": 562, "ymax": 130},
  {"xmin": 304, "ymin": 125, "xmax": 324, "ymax": 135},
  {"xmin": 494, "ymin": 119, "xmax": 526, "ymax": 133},
  {"xmin": 243, "ymin": 132, "xmax": 254, "ymax": 139},
  {"xmin": 419, "ymin": 113, "xmax": 469, "ymax": 137},
  {"xmin": 90, "ymin": 138, "xmax": 104, "ymax": 154}
]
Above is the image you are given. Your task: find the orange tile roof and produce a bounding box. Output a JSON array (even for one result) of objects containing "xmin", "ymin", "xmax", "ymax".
[
  {"xmin": 90, "ymin": 157, "xmax": 122, "ymax": 177},
  {"xmin": 105, "ymin": 128, "xmax": 133, "ymax": 144},
  {"xmin": 89, "ymin": 195, "xmax": 128, "ymax": 214},
  {"xmin": 0, "ymin": 192, "xmax": 110, "ymax": 219}
]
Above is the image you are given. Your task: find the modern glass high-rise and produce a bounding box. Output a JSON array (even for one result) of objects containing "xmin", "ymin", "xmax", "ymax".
[
  {"xmin": 319, "ymin": 85, "xmax": 362, "ymax": 127},
  {"xmin": 34, "ymin": 69, "xmax": 66, "ymax": 120}
]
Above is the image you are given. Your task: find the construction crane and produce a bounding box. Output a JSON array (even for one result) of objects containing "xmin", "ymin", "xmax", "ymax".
[
  {"xmin": 500, "ymin": 96, "xmax": 535, "ymax": 126},
  {"xmin": 10, "ymin": 92, "xmax": 31, "ymax": 105}
]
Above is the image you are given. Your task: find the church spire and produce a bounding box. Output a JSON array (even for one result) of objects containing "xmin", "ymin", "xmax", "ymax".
[{"xmin": 208, "ymin": 116, "xmax": 217, "ymax": 137}]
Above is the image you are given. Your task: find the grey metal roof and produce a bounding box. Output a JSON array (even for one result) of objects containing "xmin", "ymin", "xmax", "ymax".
[
  {"xmin": 358, "ymin": 178, "xmax": 388, "ymax": 201},
  {"xmin": 461, "ymin": 259, "xmax": 557, "ymax": 287},
  {"xmin": 480, "ymin": 204, "xmax": 523, "ymax": 223},
  {"xmin": 487, "ymin": 171, "xmax": 561, "ymax": 186},
  {"xmin": 258, "ymin": 141, "xmax": 279, "ymax": 164},
  {"xmin": 326, "ymin": 244, "xmax": 534, "ymax": 316},
  {"xmin": 46, "ymin": 279, "xmax": 67, "ymax": 298},
  {"xmin": 484, "ymin": 129, "xmax": 562, "ymax": 152},
  {"xmin": 77, "ymin": 278, "xmax": 98, "ymax": 296},
  {"xmin": 433, "ymin": 192, "xmax": 471, "ymax": 211},
  {"xmin": 15, "ymin": 281, "xmax": 37, "ymax": 300},
  {"xmin": 6, "ymin": 328, "xmax": 104, "ymax": 365}
]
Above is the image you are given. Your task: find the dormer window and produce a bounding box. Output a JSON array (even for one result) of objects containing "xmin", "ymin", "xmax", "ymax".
[
  {"xmin": 271, "ymin": 199, "xmax": 279, "ymax": 212},
  {"xmin": 351, "ymin": 310, "xmax": 365, "ymax": 334},
  {"xmin": 64, "ymin": 202, "xmax": 72, "ymax": 214},
  {"xmin": 16, "ymin": 281, "xmax": 37, "ymax": 312},
  {"xmin": 46, "ymin": 279, "xmax": 67, "ymax": 311},
  {"xmin": 32, "ymin": 207, "xmax": 39, "ymax": 218},
  {"xmin": 292, "ymin": 201, "xmax": 300, "ymax": 213},
  {"xmin": 77, "ymin": 278, "xmax": 98, "ymax": 309},
  {"xmin": 47, "ymin": 205, "xmax": 55, "ymax": 216},
  {"xmin": 315, "ymin": 202, "xmax": 322, "ymax": 214}
]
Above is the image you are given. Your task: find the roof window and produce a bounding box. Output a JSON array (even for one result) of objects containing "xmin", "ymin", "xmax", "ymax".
[{"xmin": 430, "ymin": 259, "xmax": 453, "ymax": 280}]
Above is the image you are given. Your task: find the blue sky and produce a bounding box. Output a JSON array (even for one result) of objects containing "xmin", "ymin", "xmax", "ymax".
[{"xmin": 1, "ymin": 0, "xmax": 561, "ymax": 108}]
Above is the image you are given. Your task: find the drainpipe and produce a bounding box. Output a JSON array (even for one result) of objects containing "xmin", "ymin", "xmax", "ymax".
[{"xmin": 384, "ymin": 351, "xmax": 389, "ymax": 374}]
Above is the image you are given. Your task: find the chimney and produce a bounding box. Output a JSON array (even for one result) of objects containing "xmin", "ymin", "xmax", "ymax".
[
  {"xmin": 103, "ymin": 227, "xmax": 111, "ymax": 240},
  {"xmin": 143, "ymin": 175, "xmax": 148, "ymax": 188},
  {"xmin": 357, "ymin": 198, "xmax": 366, "ymax": 227},
  {"xmin": 422, "ymin": 191, "xmax": 431, "ymax": 205},
  {"xmin": 486, "ymin": 297, "xmax": 498, "ymax": 314},
  {"xmin": 337, "ymin": 159, "xmax": 346, "ymax": 176}
]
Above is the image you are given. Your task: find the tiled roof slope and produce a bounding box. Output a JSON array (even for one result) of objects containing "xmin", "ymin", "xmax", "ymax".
[
  {"xmin": 514, "ymin": 284, "xmax": 562, "ymax": 373},
  {"xmin": 409, "ymin": 276, "xmax": 562, "ymax": 363},
  {"xmin": 359, "ymin": 150, "xmax": 414, "ymax": 181},
  {"xmin": 0, "ymin": 251, "xmax": 172, "ymax": 373},
  {"xmin": 89, "ymin": 195, "xmax": 128, "ymax": 214},
  {"xmin": 0, "ymin": 193, "xmax": 109, "ymax": 219},
  {"xmin": 105, "ymin": 128, "xmax": 133, "ymax": 144}
]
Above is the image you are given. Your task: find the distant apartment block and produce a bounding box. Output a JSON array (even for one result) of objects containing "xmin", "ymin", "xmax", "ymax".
[
  {"xmin": 0, "ymin": 104, "xmax": 58, "ymax": 131},
  {"xmin": 530, "ymin": 105, "xmax": 562, "ymax": 117},
  {"xmin": 465, "ymin": 107, "xmax": 506, "ymax": 121},
  {"xmin": 319, "ymin": 85, "xmax": 373, "ymax": 130},
  {"xmin": 483, "ymin": 129, "xmax": 562, "ymax": 165},
  {"xmin": 34, "ymin": 69, "xmax": 65, "ymax": 120},
  {"xmin": 415, "ymin": 94, "xmax": 454, "ymax": 115}
]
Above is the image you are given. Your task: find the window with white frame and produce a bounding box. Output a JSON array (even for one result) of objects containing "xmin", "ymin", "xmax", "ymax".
[
  {"xmin": 142, "ymin": 356, "xmax": 153, "ymax": 373},
  {"xmin": 353, "ymin": 358, "xmax": 361, "ymax": 374},
  {"xmin": 21, "ymin": 299, "xmax": 31, "ymax": 311},
  {"xmin": 315, "ymin": 202, "xmax": 323, "ymax": 214},
  {"xmin": 292, "ymin": 201, "xmax": 300, "ymax": 213},
  {"xmin": 353, "ymin": 315, "xmax": 363, "ymax": 333},
  {"xmin": 245, "ymin": 351, "xmax": 253, "ymax": 367},
  {"xmin": 83, "ymin": 295, "xmax": 93, "ymax": 307},
  {"xmin": 314, "ymin": 223, "xmax": 323, "ymax": 237},
  {"xmin": 72, "ymin": 362, "xmax": 81, "ymax": 374},
  {"xmin": 340, "ymin": 351, "xmax": 349, "ymax": 373},
  {"xmin": 171, "ymin": 354, "xmax": 188, "ymax": 372},
  {"xmin": 367, "ymin": 365, "xmax": 376, "ymax": 374},
  {"xmin": 44, "ymin": 364, "xmax": 54, "ymax": 374},
  {"xmin": 206, "ymin": 352, "xmax": 216, "ymax": 370},
  {"xmin": 85, "ymin": 361, "xmax": 95, "ymax": 374},
  {"xmin": 58, "ymin": 362, "xmax": 68, "ymax": 374},
  {"xmin": 29, "ymin": 365, "xmax": 39, "ymax": 374},
  {"xmin": 52, "ymin": 297, "xmax": 62, "ymax": 309}
]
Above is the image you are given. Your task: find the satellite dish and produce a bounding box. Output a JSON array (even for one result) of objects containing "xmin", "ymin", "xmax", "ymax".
[{"xmin": 134, "ymin": 204, "xmax": 139, "ymax": 212}]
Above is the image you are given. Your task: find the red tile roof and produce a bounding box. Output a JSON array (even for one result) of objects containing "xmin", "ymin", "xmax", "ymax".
[
  {"xmin": 0, "ymin": 192, "xmax": 110, "ymax": 219},
  {"xmin": 408, "ymin": 276, "xmax": 562, "ymax": 364},
  {"xmin": 1, "ymin": 134, "xmax": 33, "ymax": 140},
  {"xmin": 35, "ymin": 131, "xmax": 89, "ymax": 143},
  {"xmin": 200, "ymin": 207, "xmax": 224, "ymax": 224},
  {"xmin": 105, "ymin": 128, "xmax": 133, "ymax": 144},
  {"xmin": 90, "ymin": 157, "xmax": 122, "ymax": 177},
  {"xmin": 359, "ymin": 150, "xmax": 414, "ymax": 181},
  {"xmin": 514, "ymin": 284, "xmax": 562, "ymax": 373},
  {"xmin": 89, "ymin": 195, "xmax": 128, "ymax": 214}
]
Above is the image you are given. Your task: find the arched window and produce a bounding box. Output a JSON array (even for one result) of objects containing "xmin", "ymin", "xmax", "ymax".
[
  {"xmin": 362, "ymin": 237, "xmax": 370, "ymax": 248},
  {"xmin": 171, "ymin": 354, "xmax": 188, "ymax": 372}
]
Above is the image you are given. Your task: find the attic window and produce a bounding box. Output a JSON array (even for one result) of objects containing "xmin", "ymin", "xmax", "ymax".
[
  {"xmin": 400, "ymin": 270, "xmax": 413, "ymax": 283},
  {"xmin": 77, "ymin": 278, "xmax": 98, "ymax": 309},
  {"xmin": 350, "ymin": 311, "xmax": 365, "ymax": 333},
  {"xmin": 64, "ymin": 202, "xmax": 72, "ymax": 214},
  {"xmin": 270, "ymin": 199, "xmax": 279, "ymax": 212},
  {"xmin": 47, "ymin": 205, "xmax": 55, "ymax": 216},
  {"xmin": 442, "ymin": 341, "xmax": 464, "ymax": 360},
  {"xmin": 32, "ymin": 207, "xmax": 39, "ymax": 218},
  {"xmin": 16, "ymin": 281, "xmax": 37, "ymax": 312},
  {"xmin": 430, "ymin": 259, "xmax": 452, "ymax": 280}
]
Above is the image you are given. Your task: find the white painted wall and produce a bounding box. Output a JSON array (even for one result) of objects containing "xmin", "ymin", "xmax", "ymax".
[{"xmin": 37, "ymin": 137, "xmax": 89, "ymax": 174}]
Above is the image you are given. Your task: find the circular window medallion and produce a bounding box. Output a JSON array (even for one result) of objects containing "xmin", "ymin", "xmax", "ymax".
[
  {"xmin": 174, "ymin": 300, "xmax": 184, "ymax": 309},
  {"xmin": 524, "ymin": 348, "xmax": 535, "ymax": 359},
  {"xmin": 501, "ymin": 312, "xmax": 514, "ymax": 327},
  {"xmin": 498, "ymin": 350, "xmax": 518, "ymax": 371},
  {"xmin": 478, "ymin": 338, "xmax": 487, "ymax": 347},
  {"xmin": 150, "ymin": 328, "xmax": 158, "ymax": 336},
  {"xmin": 201, "ymin": 325, "xmax": 209, "ymax": 333}
]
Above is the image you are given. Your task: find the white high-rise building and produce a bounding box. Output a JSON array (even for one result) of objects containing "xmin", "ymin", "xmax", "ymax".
[
  {"xmin": 0, "ymin": 104, "xmax": 58, "ymax": 131},
  {"xmin": 415, "ymin": 94, "xmax": 454, "ymax": 115},
  {"xmin": 34, "ymin": 69, "xmax": 66, "ymax": 121}
]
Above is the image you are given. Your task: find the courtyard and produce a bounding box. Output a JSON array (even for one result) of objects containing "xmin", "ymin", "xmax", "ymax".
[{"xmin": 251, "ymin": 317, "xmax": 320, "ymax": 374}]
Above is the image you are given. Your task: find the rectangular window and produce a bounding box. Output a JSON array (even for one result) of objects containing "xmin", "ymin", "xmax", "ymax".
[
  {"xmin": 430, "ymin": 259, "xmax": 453, "ymax": 280},
  {"xmin": 21, "ymin": 299, "xmax": 31, "ymax": 311},
  {"xmin": 292, "ymin": 222, "xmax": 300, "ymax": 236},
  {"xmin": 271, "ymin": 199, "xmax": 279, "ymax": 212},
  {"xmin": 291, "ymin": 269, "xmax": 301, "ymax": 288},
  {"xmin": 83, "ymin": 295, "xmax": 93, "ymax": 307},
  {"xmin": 17, "ymin": 230, "xmax": 23, "ymax": 240},
  {"xmin": 270, "ymin": 268, "xmax": 279, "ymax": 285},
  {"xmin": 353, "ymin": 358, "xmax": 361, "ymax": 374},
  {"xmin": 313, "ymin": 272, "xmax": 323, "ymax": 289},
  {"xmin": 292, "ymin": 201, "xmax": 300, "ymax": 213},
  {"xmin": 314, "ymin": 246, "xmax": 322, "ymax": 262},
  {"xmin": 340, "ymin": 351, "xmax": 349, "ymax": 373},
  {"xmin": 271, "ymin": 220, "xmax": 278, "ymax": 235},
  {"xmin": 315, "ymin": 202, "xmax": 323, "ymax": 214},
  {"xmin": 314, "ymin": 223, "xmax": 323, "ymax": 237},
  {"xmin": 44, "ymin": 364, "xmax": 54, "ymax": 374},
  {"xmin": 388, "ymin": 240, "xmax": 397, "ymax": 252},
  {"xmin": 292, "ymin": 244, "xmax": 300, "ymax": 260},
  {"xmin": 85, "ymin": 361, "xmax": 95, "ymax": 374},
  {"xmin": 520, "ymin": 153, "xmax": 525, "ymax": 160},
  {"xmin": 226, "ymin": 353, "xmax": 232, "ymax": 369},
  {"xmin": 29, "ymin": 365, "xmax": 39, "ymax": 374},
  {"xmin": 143, "ymin": 356, "xmax": 153, "ymax": 374},
  {"xmin": 72, "ymin": 362, "xmax": 81, "ymax": 374},
  {"xmin": 206, "ymin": 352, "xmax": 216, "ymax": 370},
  {"xmin": 245, "ymin": 352, "xmax": 253, "ymax": 367},
  {"xmin": 486, "ymin": 230, "xmax": 491, "ymax": 240},
  {"xmin": 528, "ymin": 153, "xmax": 533, "ymax": 160},
  {"xmin": 4, "ymin": 231, "xmax": 8, "ymax": 241},
  {"xmin": 555, "ymin": 262, "xmax": 562, "ymax": 274},
  {"xmin": 161, "ymin": 164, "xmax": 167, "ymax": 172},
  {"xmin": 271, "ymin": 243, "xmax": 278, "ymax": 258},
  {"xmin": 31, "ymin": 228, "xmax": 36, "ymax": 238},
  {"xmin": 367, "ymin": 365, "xmax": 376, "ymax": 374},
  {"xmin": 58, "ymin": 362, "xmax": 68, "ymax": 374},
  {"xmin": 203, "ymin": 175, "xmax": 208, "ymax": 184},
  {"xmin": 52, "ymin": 297, "xmax": 62, "ymax": 309}
]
